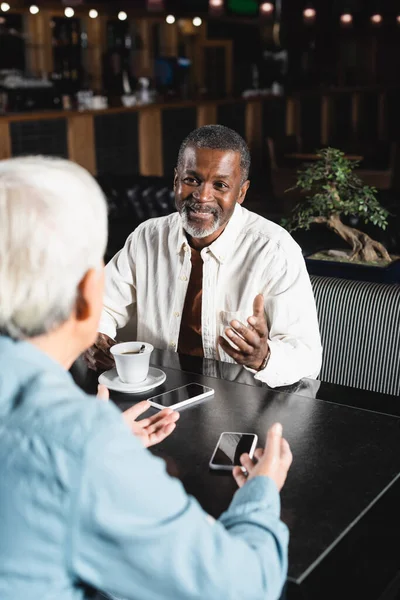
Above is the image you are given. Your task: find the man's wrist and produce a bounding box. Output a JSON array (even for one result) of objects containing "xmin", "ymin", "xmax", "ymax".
[{"xmin": 257, "ymin": 351, "xmax": 270, "ymax": 371}]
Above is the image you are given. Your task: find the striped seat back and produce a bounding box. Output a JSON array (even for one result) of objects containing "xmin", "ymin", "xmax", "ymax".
[{"xmin": 310, "ymin": 275, "xmax": 400, "ymax": 396}]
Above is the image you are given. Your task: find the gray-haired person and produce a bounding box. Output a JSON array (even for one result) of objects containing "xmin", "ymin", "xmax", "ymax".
[{"xmin": 0, "ymin": 156, "xmax": 292, "ymax": 600}]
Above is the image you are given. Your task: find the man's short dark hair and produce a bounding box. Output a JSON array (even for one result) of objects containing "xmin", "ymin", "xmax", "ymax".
[{"xmin": 177, "ymin": 124, "xmax": 251, "ymax": 183}]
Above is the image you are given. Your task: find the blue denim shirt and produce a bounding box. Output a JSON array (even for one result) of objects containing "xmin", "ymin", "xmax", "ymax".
[{"xmin": 0, "ymin": 336, "xmax": 289, "ymax": 600}]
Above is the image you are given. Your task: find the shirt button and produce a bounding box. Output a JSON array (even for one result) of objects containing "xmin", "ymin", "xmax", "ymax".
[
  {"xmin": 169, "ymin": 342, "xmax": 176, "ymax": 348},
  {"xmin": 180, "ymin": 275, "xmax": 188, "ymax": 281},
  {"xmin": 174, "ymin": 312, "xmax": 180, "ymax": 317}
]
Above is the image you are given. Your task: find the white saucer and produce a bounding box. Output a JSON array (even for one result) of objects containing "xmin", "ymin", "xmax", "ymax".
[{"xmin": 98, "ymin": 367, "xmax": 166, "ymax": 394}]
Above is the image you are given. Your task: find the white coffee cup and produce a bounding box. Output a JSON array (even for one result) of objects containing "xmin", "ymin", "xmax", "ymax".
[{"xmin": 110, "ymin": 341, "xmax": 153, "ymax": 384}]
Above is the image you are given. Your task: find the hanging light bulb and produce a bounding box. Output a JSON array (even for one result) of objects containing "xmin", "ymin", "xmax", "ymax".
[
  {"xmin": 192, "ymin": 16, "xmax": 202, "ymax": 26},
  {"xmin": 64, "ymin": 7, "xmax": 74, "ymax": 18},
  {"xmin": 165, "ymin": 14, "xmax": 175, "ymax": 24},
  {"xmin": 303, "ymin": 7, "xmax": 316, "ymax": 21},
  {"xmin": 209, "ymin": 0, "xmax": 224, "ymax": 16},
  {"xmin": 397, "ymin": 15, "xmax": 400, "ymax": 24},
  {"xmin": 340, "ymin": 13, "xmax": 353, "ymax": 25},
  {"xmin": 260, "ymin": 2, "xmax": 274, "ymax": 15},
  {"xmin": 29, "ymin": 4, "xmax": 39, "ymax": 14},
  {"xmin": 89, "ymin": 9, "xmax": 98, "ymax": 19},
  {"xmin": 370, "ymin": 14, "xmax": 382, "ymax": 24},
  {"xmin": 118, "ymin": 11, "xmax": 128, "ymax": 21},
  {"xmin": 0, "ymin": 2, "xmax": 10, "ymax": 11}
]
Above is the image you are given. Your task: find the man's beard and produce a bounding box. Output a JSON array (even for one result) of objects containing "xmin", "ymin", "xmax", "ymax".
[{"xmin": 179, "ymin": 201, "xmax": 223, "ymax": 239}]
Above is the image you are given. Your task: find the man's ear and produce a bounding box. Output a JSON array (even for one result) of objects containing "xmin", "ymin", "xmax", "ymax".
[
  {"xmin": 75, "ymin": 269, "xmax": 100, "ymax": 321},
  {"xmin": 238, "ymin": 179, "xmax": 250, "ymax": 205}
]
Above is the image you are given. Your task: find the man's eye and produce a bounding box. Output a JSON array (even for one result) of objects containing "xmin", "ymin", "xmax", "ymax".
[
  {"xmin": 183, "ymin": 177, "xmax": 199, "ymax": 185},
  {"xmin": 214, "ymin": 182, "xmax": 228, "ymax": 189}
]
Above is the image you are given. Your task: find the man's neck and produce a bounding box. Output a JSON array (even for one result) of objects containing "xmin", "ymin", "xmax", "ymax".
[{"xmin": 29, "ymin": 322, "xmax": 83, "ymax": 370}]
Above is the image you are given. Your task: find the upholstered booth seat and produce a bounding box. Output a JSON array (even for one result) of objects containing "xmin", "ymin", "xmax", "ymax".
[{"xmin": 311, "ymin": 275, "xmax": 400, "ymax": 396}]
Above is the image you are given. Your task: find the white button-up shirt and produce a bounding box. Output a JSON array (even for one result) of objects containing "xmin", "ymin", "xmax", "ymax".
[{"xmin": 99, "ymin": 204, "xmax": 322, "ymax": 387}]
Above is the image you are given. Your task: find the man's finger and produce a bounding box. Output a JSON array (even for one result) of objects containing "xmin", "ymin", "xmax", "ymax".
[
  {"xmin": 226, "ymin": 327, "xmax": 256, "ymax": 354},
  {"xmin": 280, "ymin": 438, "xmax": 293, "ymax": 468},
  {"xmin": 253, "ymin": 294, "xmax": 264, "ymax": 317},
  {"xmin": 239, "ymin": 453, "xmax": 254, "ymax": 473},
  {"xmin": 229, "ymin": 321, "xmax": 261, "ymax": 348},
  {"xmin": 232, "ymin": 466, "xmax": 247, "ymax": 488},
  {"xmin": 147, "ymin": 422, "xmax": 177, "ymax": 447},
  {"xmin": 145, "ymin": 411, "xmax": 180, "ymax": 434},
  {"xmin": 97, "ymin": 384, "xmax": 109, "ymax": 401},
  {"xmin": 254, "ymin": 447, "xmax": 264, "ymax": 461},
  {"xmin": 123, "ymin": 401, "xmax": 151, "ymax": 421},
  {"xmin": 219, "ymin": 336, "xmax": 246, "ymax": 363},
  {"xmin": 264, "ymin": 422, "xmax": 283, "ymax": 457}
]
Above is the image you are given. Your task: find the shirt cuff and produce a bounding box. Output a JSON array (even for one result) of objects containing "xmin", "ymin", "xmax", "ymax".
[{"xmin": 228, "ymin": 476, "xmax": 281, "ymax": 516}]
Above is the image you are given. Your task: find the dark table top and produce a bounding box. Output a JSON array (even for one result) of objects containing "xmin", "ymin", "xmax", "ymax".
[{"xmin": 72, "ymin": 351, "xmax": 400, "ymax": 600}]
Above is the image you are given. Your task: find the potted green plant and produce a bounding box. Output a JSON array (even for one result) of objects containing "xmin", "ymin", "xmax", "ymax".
[{"xmin": 281, "ymin": 147, "xmax": 399, "ymax": 282}]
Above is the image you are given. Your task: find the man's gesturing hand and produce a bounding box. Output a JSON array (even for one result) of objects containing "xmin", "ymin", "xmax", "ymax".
[
  {"xmin": 233, "ymin": 423, "xmax": 292, "ymax": 491},
  {"xmin": 122, "ymin": 401, "xmax": 180, "ymax": 447},
  {"xmin": 85, "ymin": 333, "xmax": 116, "ymax": 372},
  {"xmin": 218, "ymin": 294, "xmax": 270, "ymax": 371},
  {"xmin": 97, "ymin": 385, "xmax": 179, "ymax": 447}
]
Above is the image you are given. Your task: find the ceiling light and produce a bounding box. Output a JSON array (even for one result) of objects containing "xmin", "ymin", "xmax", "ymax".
[
  {"xmin": 118, "ymin": 11, "xmax": 127, "ymax": 21},
  {"xmin": 260, "ymin": 2, "xmax": 274, "ymax": 14},
  {"xmin": 29, "ymin": 4, "xmax": 39, "ymax": 14},
  {"xmin": 166, "ymin": 14, "xmax": 175, "ymax": 24},
  {"xmin": 64, "ymin": 7, "xmax": 74, "ymax": 18},
  {"xmin": 210, "ymin": 0, "xmax": 223, "ymax": 5},
  {"xmin": 303, "ymin": 8, "xmax": 316, "ymax": 19},
  {"xmin": 89, "ymin": 9, "xmax": 98, "ymax": 19},
  {"xmin": 371, "ymin": 14, "xmax": 382, "ymax": 24},
  {"xmin": 340, "ymin": 13, "xmax": 352, "ymax": 24},
  {"xmin": 192, "ymin": 16, "xmax": 202, "ymax": 26},
  {"xmin": 0, "ymin": 2, "xmax": 10, "ymax": 11}
]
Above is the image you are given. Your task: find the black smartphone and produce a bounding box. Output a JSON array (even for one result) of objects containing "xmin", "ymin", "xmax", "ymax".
[{"xmin": 209, "ymin": 432, "xmax": 258, "ymax": 471}]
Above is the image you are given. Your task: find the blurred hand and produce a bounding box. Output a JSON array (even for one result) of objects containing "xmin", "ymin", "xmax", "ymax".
[
  {"xmin": 97, "ymin": 385, "xmax": 179, "ymax": 447},
  {"xmin": 232, "ymin": 423, "xmax": 292, "ymax": 492},
  {"xmin": 122, "ymin": 401, "xmax": 180, "ymax": 447},
  {"xmin": 219, "ymin": 294, "xmax": 270, "ymax": 371},
  {"xmin": 85, "ymin": 333, "xmax": 116, "ymax": 372}
]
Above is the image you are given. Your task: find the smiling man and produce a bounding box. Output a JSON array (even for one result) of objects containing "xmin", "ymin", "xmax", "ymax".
[{"xmin": 87, "ymin": 125, "xmax": 322, "ymax": 387}]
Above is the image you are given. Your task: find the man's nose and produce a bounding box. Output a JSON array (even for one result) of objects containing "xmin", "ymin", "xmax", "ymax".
[{"xmin": 193, "ymin": 183, "xmax": 213, "ymax": 202}]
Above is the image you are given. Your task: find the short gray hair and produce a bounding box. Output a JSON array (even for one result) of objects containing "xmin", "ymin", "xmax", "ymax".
[
  {"xmin": 0, "ymin": 156, "xmax": 108, "ymax": 339},
  {"xmin": 177, "ymin": 124, "xmax": 251, "ymax": 183}
]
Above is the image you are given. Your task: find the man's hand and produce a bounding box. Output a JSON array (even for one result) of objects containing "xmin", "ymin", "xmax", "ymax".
[
  {"xmin": 232, "ymin": 422, "xmax": 292, "ymax": 491},
  {"xmin": 85, "ymin": 333, "xmax": 116, "ymax": 372},
  {"xmin": 97, "ymin": 385, "xmax": 179, "ymax": 447},
  {"xmin": 218, "ymin": 294, "xmax": 270, "ymax": 371},
  {"xmin": 122, "ymin": 401, "xmax": 180, "ymax": 447}
]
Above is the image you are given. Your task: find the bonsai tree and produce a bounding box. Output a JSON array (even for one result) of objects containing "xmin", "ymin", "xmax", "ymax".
[{"xmin": 281, "ymin": 147, "xmax": 391, "ymax": 263}]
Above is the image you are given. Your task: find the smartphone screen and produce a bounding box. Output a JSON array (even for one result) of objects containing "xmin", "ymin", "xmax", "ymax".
[
  {"xmin": 148, "ymin": 383, "xmax": 211, "ymax": 408},
  {"xmin": 211, "ymin": 433, "xmax": 257, "ymax": 468}
]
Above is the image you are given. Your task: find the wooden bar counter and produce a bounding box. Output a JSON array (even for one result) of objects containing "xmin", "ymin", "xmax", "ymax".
[{"xmin": 0, "ymin": 96, "xmax": 279, "ymax": 178}]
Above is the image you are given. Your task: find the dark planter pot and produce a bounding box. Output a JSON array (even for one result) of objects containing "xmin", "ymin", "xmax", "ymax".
[{"xmin": 305, "ymin": 254, "xmax": 400, "ymax": 283}]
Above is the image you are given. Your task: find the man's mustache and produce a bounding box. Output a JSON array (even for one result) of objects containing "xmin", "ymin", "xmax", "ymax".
[{"xmin": 181, "ymin": 201, "xmax": 221, "ymax": 216}]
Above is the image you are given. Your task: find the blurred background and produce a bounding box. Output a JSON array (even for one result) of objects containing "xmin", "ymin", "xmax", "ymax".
[{"xmin": 1, "ymin": 0, "xmax": 400, "ymax": 261}]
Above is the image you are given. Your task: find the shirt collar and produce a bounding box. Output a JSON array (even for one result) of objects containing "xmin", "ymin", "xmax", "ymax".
[{"xmin": 175, "ymin": 203, "xmax": 244, "ymax": 263}]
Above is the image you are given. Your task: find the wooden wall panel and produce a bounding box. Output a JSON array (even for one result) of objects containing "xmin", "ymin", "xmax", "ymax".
[
  {"xmin": 197, "ymin": 104, "xmax": 217, "ymax": 127},
  {"xmin": 68, "ymin": 114, "xmax": 96, "ymax": 175},
  {"xmin": 0, "ymin": 122, "xmax": 11, "ymax": 160},
  {"xmin": 139, "ymin": 107, "xmax": 163, "ymax": 176}
]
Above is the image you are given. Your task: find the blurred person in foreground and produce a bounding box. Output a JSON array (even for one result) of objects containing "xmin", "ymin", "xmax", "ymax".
[
  {"xmin": 87, "ymin": 125, "xmax": 321, "ymax": 388},
  {"xmin": 0, "ymin": 156, "xmax": 292, "ymax": 600}
]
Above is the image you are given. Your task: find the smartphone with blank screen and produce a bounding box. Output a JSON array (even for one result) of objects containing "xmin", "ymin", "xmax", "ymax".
[
  {"xmin": 147, "ymin": 383, "xmax": 214, "ymax": 410},
  {"xmin": 209, "ymin": 432, "xmax": 258, "ymax": 471}
]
